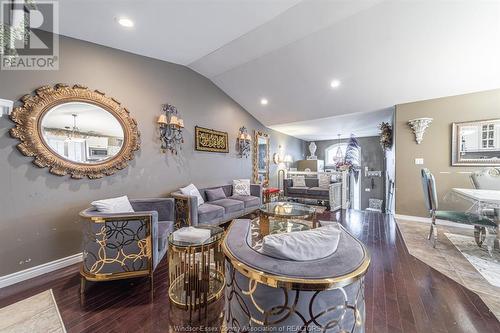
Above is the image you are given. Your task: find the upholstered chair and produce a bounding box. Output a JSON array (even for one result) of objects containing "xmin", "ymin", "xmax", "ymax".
[
  {"xmin": 79, "ymin": 198, "xmax": 175, "ymax": 296},
  {"xmin": 470, "ymin": 167, "xmax": 500, "ymax": 190},
  {"xmin": 421, "ymin": 169, "xmax": 495, "ymax": 249}
]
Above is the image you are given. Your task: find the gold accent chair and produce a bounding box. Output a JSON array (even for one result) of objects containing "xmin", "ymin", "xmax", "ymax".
[{"xmin": 79, "ymin": 198, "xmax": 175, "ymax": 297}]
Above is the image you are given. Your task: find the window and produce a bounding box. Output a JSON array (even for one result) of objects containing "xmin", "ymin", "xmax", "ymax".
[
  {"xmin": 325, "ymin": 143, "xmax": 348, "ymax": 166},
  {"xmin": 481, "ymin": 123, "xmax": 495, "ymax": 149}
]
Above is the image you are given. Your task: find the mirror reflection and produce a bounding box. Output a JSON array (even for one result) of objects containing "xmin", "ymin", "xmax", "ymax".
[
  {"xmin": 41, "ymin": 102, "xmax": 124, "ymax": 164},
  {"xmin": 254, "ymin": 132, "xmax": 270, "ymax": 185},
  {"xmin": 258, "ymin": 137, "xmax": 268, "ymax": 171},
  {"xmin": 453, "ymin": 119, "xmax": 500, "ymax": 166}
]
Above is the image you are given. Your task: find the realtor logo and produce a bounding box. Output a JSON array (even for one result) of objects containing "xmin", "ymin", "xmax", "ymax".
[{"xmin": 0, "ymin": 0, "xmax": 59, "ymax": 70}]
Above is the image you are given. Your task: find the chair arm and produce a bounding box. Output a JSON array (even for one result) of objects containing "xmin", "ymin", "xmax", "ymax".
[
  {"xmin": 171, "ymin": 192, "xmax": 198, "ymax": 227},
  {"xmin": 129, "ymin": 198, "xmax": 174, "ymax": 222},
  {"xmin": 79, "ymin": 209, "xmax": 159, "ymax": 247},
  {"xmin": 79, "ymin": 209, "xmax": 159, "ymax": 223},
  {"xmin": 283, "ymin": 179, "xmax": 293, "ymax": 196},
  {"xmin": 79, "ymin": 210, "xmax": 158, "ymax": 277}
]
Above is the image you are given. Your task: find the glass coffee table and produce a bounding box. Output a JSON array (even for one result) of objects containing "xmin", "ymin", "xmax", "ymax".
[
  {"xmin": 258, "ymin": 202, "xmax": 317, "ymax": 236},
  {"xmin": 168, "ymin": 225, "xmax": 225, "ymax": 321}
]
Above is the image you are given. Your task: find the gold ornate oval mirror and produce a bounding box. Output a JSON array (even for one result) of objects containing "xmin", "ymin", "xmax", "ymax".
[
  {"xmin": 10, "ymin": 84, "xmax": 140, "ymax": 179},
  {"xmin": 253, "ymin": 130, "xmax": 270, "ymax": 185}
]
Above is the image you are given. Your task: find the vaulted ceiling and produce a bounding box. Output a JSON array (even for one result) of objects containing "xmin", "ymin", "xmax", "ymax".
[{"xmin": 55, "ymin": 0, "xmax": 500, "ymax": 140}]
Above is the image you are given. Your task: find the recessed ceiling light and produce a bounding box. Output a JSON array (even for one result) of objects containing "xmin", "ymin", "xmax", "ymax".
[
  {"xmin": 330, "ymin": 79, "xmax": 341, "ymax": 89},
  {"xmin": 260, "ymin": 98, "xmax": 268, "ymax": 105},
  {"xmin": 117, "ymin": 17, "xmax": 134, "ymax": 28}
]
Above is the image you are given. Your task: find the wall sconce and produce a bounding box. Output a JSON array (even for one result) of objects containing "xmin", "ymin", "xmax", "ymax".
[
  {"xmin": 237, "ymin": 126, "xmax": 252, "ymax": 158},
  {"xmin": 408, "ymin": 117, "xmax": 433, "ymax": 144},
  {"xmin": 158, "ymin": 104, "xmax": 184, "ymax": 154},
  {"xmin": 273, "ymin": 145, "xmax": 293, "ymax": 168},
  {"xmin": 273, "ymin": 145, "xmax": 285, "ymax": 164},
  {"xmin": 0, "ymin": 98, "xmax": 13, "ymax": 118}
]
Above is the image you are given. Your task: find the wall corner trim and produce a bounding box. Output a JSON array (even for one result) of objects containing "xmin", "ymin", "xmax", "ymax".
[
  {"xmin": 0, "ymin": 253, "xmax": 82, "ymax": 289},
  {"xmin": 394, "ymin": 214, "xmax": 473, "ymax": 230}
]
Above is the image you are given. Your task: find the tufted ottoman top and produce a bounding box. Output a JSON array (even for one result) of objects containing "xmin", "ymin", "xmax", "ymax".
[{"xmin": 223, "ymin": 219, "xmax": 370, "ymax": 290}]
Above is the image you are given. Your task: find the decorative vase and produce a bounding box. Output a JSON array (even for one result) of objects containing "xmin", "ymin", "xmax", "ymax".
[{"xmin": 308, "ymin": 141, "xmax": 317, "ymax": 157}]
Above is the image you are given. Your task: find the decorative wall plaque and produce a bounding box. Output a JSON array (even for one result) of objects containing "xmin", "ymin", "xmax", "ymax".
[{"xmin": 195, "ymin": 126, "xmax": 229, "ymax": 153}]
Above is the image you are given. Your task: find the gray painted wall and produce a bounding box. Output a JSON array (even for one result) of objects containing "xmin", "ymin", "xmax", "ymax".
[
  {"xmin": 395, "ymin": 89, "xmax": 500, "ymax": 217},
  {"xmin": 311, "ymin": 136, "xmax": 385, "ymax": 210},
  {"xmin": 0, "ymin": 35, "xmax": 305, "ymax": 276}
]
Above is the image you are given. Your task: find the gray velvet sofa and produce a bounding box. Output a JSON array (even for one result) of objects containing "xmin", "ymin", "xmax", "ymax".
[
  {"xmin": 171, "ymin": 184, "xmax": 262, "ymax": 226},
  {"xmin": 283, "ymin": 177, "xmax": 331, "ymax": 201},
  {"xmin": 79, "ymin": 198, "xmax": 175, "ymax": 294}
]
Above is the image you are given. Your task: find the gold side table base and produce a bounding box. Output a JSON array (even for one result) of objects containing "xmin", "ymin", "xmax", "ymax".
[{"xmin": 168, "ymin": 226, "xmax": 225, "ymax": 322}]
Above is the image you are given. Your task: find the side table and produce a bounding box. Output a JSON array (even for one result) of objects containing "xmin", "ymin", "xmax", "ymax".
[{"xmin": 168, "ymin": 225, "xmax": 225, "ymax": 321}]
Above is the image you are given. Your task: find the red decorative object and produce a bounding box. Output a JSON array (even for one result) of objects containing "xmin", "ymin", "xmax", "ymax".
[{"xmin": 263, "ymin": 187, "xmax": 280, "ymax": 203}]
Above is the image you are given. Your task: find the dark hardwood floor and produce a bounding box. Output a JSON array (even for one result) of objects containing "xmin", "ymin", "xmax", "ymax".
[{"xmin": 1, "ymin": 210, "xmax": 499, "ymax": 333}]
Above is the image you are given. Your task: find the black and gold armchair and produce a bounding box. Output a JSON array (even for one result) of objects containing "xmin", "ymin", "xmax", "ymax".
[{"xmin": 79, "ymin": 198, "xmax": 175, "ymax": 297}]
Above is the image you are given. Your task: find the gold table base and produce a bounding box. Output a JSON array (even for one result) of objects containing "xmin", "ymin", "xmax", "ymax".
[{"xmin": 168, "ymin": 237, "xmax": 225, "ymax": 322}]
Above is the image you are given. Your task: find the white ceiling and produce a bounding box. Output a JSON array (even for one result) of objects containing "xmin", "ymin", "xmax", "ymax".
[
  {"xmin": 52, "ymin": 0, "xmax": 500, "ymax": 141},
  {"xmin": 42, "ymin": 102, "xmax": 124, "ymax": 137},
  {"xmin": 57, "ymin": 0, "xmax": 301, "ymax": 65},
  {"xmin": 270, "ymin": 108, "xmax": 393, "ymax": 142}
]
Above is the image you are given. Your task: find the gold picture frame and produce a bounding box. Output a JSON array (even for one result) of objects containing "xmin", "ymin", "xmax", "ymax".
[
  {"xmin": 195, "ymin": 126, "xmax": 229, "ymax": 153},
  {"xmin": 10, "ymin": 84, "xmax": 141, "ymax": 179}
]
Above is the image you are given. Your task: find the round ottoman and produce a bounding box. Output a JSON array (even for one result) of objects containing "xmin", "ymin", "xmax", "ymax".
[{"xmin": 222, "ymin": 219, "xmax": 370, "ymax": 332}]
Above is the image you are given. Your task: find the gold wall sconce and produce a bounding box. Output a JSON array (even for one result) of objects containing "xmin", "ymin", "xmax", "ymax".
[
  {"xmin": 273, "ymin": 145, "xmax": 292, "ymax": 167},
  {"xmin": 158, "ymin": 104, "xmax": 184, "ymax": 154},
  {"xmin": 238, "ymin": 126, "xmax": 252, "ymax": 158}
]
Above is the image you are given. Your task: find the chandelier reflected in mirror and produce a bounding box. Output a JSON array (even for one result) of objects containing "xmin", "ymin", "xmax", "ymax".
[
  {"xmin": 158, "ymin": 104, "xmax": 184, "ymax": 154},
  {"xmin": 64, "ymin": 113, "xmax": 80, "ymax": 141}
]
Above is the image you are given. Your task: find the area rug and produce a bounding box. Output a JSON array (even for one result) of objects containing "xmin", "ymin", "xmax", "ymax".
[
  {"xmin": 445, "ymin": 233, "xmax": 500, "ymax": 288},
  {"xmin": 0, "ymin": 289, "xmax": 66, "ymax": 333}
]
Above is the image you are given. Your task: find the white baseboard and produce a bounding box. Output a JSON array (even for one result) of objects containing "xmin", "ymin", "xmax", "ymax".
[
  {"xmin": 0, "ymin": 253, "xmax": 82, "ymax": 289},
  {"xmin": 394, "ymin": 214, "xmax": 473, "ymax": 230}
]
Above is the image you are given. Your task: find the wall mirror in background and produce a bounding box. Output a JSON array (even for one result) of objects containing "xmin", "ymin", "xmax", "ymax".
[
  {"xmin": 253, "ymin": 130, "xmax": 270, "ymax": 185},
  {"xmin": 452, "ymin": 119, "xmax": 500, "ymax": 166},
  {"xmin": 10, "ymin": 84, "xmax": 140, "ymax": 178}
]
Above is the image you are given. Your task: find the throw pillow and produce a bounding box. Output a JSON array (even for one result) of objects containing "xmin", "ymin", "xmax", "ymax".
[
  {"xmin": 318, "ymin": 173, "xmax": 331, "ymax": 189},
  {"xmin": 206, "ymin": 187, "xmax": 227, "ymax": 202},
  {"xmin": 233, "ymin": 179, "xmax": 251, "ymax": 196},
  {"xmin": 91, "ymin": 195, "xmax": 134, "ymax": 214},
  {"xmin": 291, "ymin": 175, "xmax": 306, "ymax": 187},
  {"xmin": 179, "ymin": 184, "xmax": 204, "ymax": 206},
  {"xmin": 261, "ymin": 223, "xmax": 342, "ymax": 261}
]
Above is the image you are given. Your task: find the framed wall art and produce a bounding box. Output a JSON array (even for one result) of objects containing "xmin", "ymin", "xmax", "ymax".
[{"xmin": 195, "ymin": 126, "xmax": 229, "ymax": 153}]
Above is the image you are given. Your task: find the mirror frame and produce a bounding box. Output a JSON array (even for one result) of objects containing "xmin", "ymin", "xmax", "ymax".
[
  {"xmin": 452, "ymin": 118, "xmax": 500, "ymax": 166},
  {"xmin": 253, "ymin": 130, "xmax": 270, "ymax": 185},
  {"xmin": 10, "ymin": 84, "xmax": 140, "ymax": 179}
]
